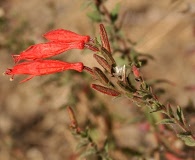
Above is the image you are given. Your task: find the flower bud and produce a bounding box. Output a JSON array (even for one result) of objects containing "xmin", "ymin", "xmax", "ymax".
[
  {"xmin": 91, "ymin": 84, "xmax": 121, "ymax": 96},
  {"xmin": 93, "ymin": 67, "xmax": 110, "ymax": 86},
  {"xmin": 93, "ymin": 54, "xmax": 111, "ymax": 73},
  {"xmin": 132, "ymin": 65, "xmax": 140, "ymax": 78},
  {"xmin": 99, "ymin": 24, "xmax": 111, "ymax": 53}
]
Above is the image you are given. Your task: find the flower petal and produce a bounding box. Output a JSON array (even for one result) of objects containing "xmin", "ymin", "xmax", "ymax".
[
  {"xmin": 12, "ymin": 41, "xmax": 85, "ymax": 63},
  {"xmin": 5, "ymin": 60, "xmax": 84, "ymax": 82},
  {"xmin": 43, "ymin": 29, "xmax": 90, "ymax": 43}
]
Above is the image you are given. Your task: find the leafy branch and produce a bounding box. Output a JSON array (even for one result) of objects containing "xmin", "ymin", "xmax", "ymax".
[
  {"xmin": 67, "ymin": 106, "xmax": 113, "ymax": 160},
  {"xmin": 84, "ymin": 0, "xmax": 195, "ymax": 148},
  {"xmin": 83, "ymin": 23, "xmax": 195, "ymax": 147}
]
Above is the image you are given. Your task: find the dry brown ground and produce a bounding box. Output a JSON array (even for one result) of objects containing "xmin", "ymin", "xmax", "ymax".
[{"xmin": 0, "ymin": 0, "xmax": 195, "ymax": 160}]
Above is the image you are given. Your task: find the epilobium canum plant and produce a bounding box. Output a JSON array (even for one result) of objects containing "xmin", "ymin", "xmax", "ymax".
[{"xmin": 4, "ymin": 24, "xmax": 195, "ymax": 159}]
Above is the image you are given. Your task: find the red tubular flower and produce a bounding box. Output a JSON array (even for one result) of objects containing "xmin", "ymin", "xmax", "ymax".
[
  {"xmin": 5, "ymin": 60, "xmax": 84, "ymax": 83},
  {"xmin": 12, "ymin": 41, "xmax": 85, "ymax": 63},
  {"xmin": 43, "ymin": 29, "xmax": 90, "ymax": 43}
]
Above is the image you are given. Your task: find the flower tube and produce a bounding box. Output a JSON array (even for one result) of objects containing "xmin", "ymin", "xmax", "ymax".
[
  {"xmin": 5, "ymin": 60, "xmax": 84, "ymax": 83},
  {"xmin": 12, "ymin": 41, "xmax": 85, "ymax": 63},
  {"xmin": 43, "ymin": 29, "xmax": 90, "ymax": 43}
]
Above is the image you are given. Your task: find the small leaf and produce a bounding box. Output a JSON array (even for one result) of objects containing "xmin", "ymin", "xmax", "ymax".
[
  {"xmin": 67, "ymin": 106, "xmax": 78, "ymax": 128},
  {"xmin": 93, "ymin": 54, "xmax": 111, "ymax": 73},
  {"xmin": 126, "ymin": 77, "xmax": 137, "ymax": 92},
  {"xmin": 142, "ymin": 93, "xmax": 153, "ymax": 100},
  {"xmin": 94, "ymin": 38, "xmax": 116, "ymax": 66},
  {"xmin": 149, "ymin": 102, "xmax": 164, "ymax": 113},
  {"xmin": 166, "ymin": 103, "xmax": 174, "ymax": 117},
  {"xmin": 100, "ymin": 47, "xmax": 116, "ymax": 66},
  {"xmin": 140, "ymin": 82, "xmax": 150, "ymax": 91},
  {"xmin": 91, "ymin": 84, "xmax": 121, "ymax": 96},
  {"xmin": 99, "ymin": 24, "xmax": 111, "ymax": 52},
  {"xmin": 157, "ymin": 119, "xmax": 175, "ymax": 125},
  {"xmin": 83, "ymin": 66, "xmax": 95, "ymax": 77},
  {"xmin": 80, "ymin": 129, "xmax": 89, "ymax": 138},
  {"xmin": 93, "ymin": 67, "xmax": 110, "ymax": 86},
  {"xmin": 176, "ymin": 106, "xmax": 185, "ymax": 124},
  {"xmin": 177, "ymin": 133, "xmax": 195, "ymax": 146}
]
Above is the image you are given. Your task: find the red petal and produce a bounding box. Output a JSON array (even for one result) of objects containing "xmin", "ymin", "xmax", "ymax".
[
  {"xmin": 5, "ymin": 60, "xmax": 84, "ymax": 82},
  {"xmin": 43, "ymin": 29, "xmax": 90, "ymax": 43},
  {"xmin": 13, "ymin": 41, "xmax": 85, "ymax": 62}
]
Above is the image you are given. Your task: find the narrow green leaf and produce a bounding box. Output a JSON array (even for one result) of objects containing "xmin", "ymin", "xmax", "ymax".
[
  {"xmin": 80, "ymin": 129, "xmax": 89, "ymax": 138},
  {"xmin": 166, "ymin": 104, "xmax": 174, "ymax": 117},
  {"xmin": 93, "ymin": 67, "xmax": 110, "ymax": 86},
  {"xmin": 176, "ymin": 106, "xmax": 185, "ymax": 124},
  {"xmin": 177, "ymin": 133, "xmax": 195, "ymax": 146},
  {"xmin": 157, "ymin": 119, "xmax": 175, "ymax": 125},
  {"xmin": 142, "ymin": 93, "xmax": 153, "ymax": 100},
  {"xmin": 140, "ymin": 82, "xmax": 150, "ymax": 91}
]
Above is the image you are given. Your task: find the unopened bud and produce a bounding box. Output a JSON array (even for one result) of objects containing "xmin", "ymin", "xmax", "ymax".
[
  {"xmin": 93, "ymin": 67, "xmax": 110, "ymax": 86},
  {"xmin": 83, "ymin": 66, "xmax": 95, "ymax": 76},
  {"xmin": 132, "ymin": 65, "xmax": 140, "ymax": 78},
  {"xmin": 67, "ymin": 106, "xmax": 78, "ymax": 129},
  {"xmin": 100, "ymin": 47, "xmax": 116, "ymax": 66},
  {"xmin": 91, "ymin": 84, "xmax": 121, "ymax": 96},
  {"xmin": 85, "ymin": 43, "xmax": 99, "ymax": 52},
  {"xmin": 93, "ymin": 54, "xmax": 111, "ymax": 73},
  {"xmin": 99, "ymin": 24, "xmax": 111, "ymax": 53}
]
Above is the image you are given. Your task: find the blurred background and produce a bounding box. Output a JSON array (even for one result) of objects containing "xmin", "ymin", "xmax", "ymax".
[{"xmin": 0, "ymin": 0, "xmax": 195, "ymax": 159}]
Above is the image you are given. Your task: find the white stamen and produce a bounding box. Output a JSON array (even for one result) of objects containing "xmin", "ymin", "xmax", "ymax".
[{"xmin": 113, "ymin": 65, "xmax": 126, "ymax": 81}]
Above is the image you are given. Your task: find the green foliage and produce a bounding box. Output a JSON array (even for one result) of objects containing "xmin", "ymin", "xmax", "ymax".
[
  {"xmin": 176, "ymin": 106, "xmax": 185, "ymax": 125},
  {"xmin": 157, "ymin": 119, "xmax": 175, "ymax": 125},
  {"xmin": 71, "ymin": 0, "xmax": 195, "ymax": 159},
  {"xmin": 177, "ymin": 133, "xmax": 195, "ymax": 147}
]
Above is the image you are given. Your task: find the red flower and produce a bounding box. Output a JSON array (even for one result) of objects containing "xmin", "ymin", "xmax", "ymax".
[
  {"xmin": 43, "ymin": 29, "xmax": 90, "ymax": 43},
  {"xmin": 12, "ymin": 41, "xmax": 85, "ymax": 63},
  {"xmin": 5, "ymin": 60, "xmax": 84, "ymax": 83}
]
